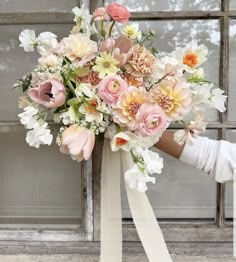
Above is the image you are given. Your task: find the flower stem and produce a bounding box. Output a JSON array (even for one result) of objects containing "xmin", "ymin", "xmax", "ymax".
[{"xmin": 108, "ymin": 21, "xmax": 116, "ymax": 37}]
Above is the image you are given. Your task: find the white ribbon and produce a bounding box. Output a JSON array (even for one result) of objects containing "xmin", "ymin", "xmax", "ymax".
[{"xmin": 100, "ymin": 140, "xmax": 172, "ymax": 262}]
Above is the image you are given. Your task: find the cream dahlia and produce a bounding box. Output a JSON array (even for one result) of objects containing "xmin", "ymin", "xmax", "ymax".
[
  {"xmin": 112, "ymin": 86, "xmax": 148, "ymax": 130},
  {"xmin": 60, "ymin": 34, "xmax": 98, "ymax": 63},
  {"xmin": 150, "ymin": 78, "xmax": 192, "ymax": 120}
]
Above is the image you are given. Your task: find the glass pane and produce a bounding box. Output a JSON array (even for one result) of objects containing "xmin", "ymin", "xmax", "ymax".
[
  {"xmin": 225, "ymin": 130, "xmax": 236, "ymax": 219},
  {"xmin": 122, "ymin": 130, "xmax": 218, "ymax": 219},
  {"xmin": 230, "ymin": 0, "xmax": 236, "ymax": 9},
  {"xmin": 0, "ymin": 125, "xmax": 81, "ymax": 223},
  {"xmin": 137, "ymin": 20, "xmax": 220, "ymax": 121},
  {"xmin": 105, "ymin": 0, "xmax": 220, "ymax": 11},
  {"xmin": 0, "ymin": 24, "xmax": 72, "ymax": 122},
  {"xmin": 0, "ymin": 0, "xmax": 79, "ymax": 13},
  {"xmin": 228, "ymin": 20, "xmax": 236, "ymax": 121}
]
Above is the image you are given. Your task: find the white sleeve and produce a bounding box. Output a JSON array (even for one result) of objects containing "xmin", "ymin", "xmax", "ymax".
[{"xmin": 179, "ymin": 136, "xmax": 236, "ymax": 183}]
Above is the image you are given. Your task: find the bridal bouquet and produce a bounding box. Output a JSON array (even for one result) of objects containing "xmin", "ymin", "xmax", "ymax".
[{"xmin": 15, "ymin": 3, "xmax": 226, "ymax": 192}]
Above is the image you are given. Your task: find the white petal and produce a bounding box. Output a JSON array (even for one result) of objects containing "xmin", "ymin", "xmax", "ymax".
[{"xmin": 19, "ymin": 29, "xmax": 37, "ymax": 52}]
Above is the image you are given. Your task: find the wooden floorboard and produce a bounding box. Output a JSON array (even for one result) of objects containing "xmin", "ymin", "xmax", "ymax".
[{"xmin": 0, "ymin": 241, "xmax": 233, "ymax": 257}]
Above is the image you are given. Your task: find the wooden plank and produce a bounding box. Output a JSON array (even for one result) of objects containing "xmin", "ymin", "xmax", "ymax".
[
  {"xmin": 92, "ymin": 136, "xmax": 104, "ymax": 241},
  {"xmin": 81, "ymin": 159, "xmax": 94, "ymax": 241},
  {"xmin": 0, "ymin": 224, "xmax": 231, "ymax": 242},
  {"xmin": 122, "ymin": 224, "xmax": 233, "ymax": 242},
  {"xmin": 0, "ymin": 241, "xmax": 232, "ymax": 256},
  {"xmin": 215, "ymin": 0, "xmax": 230, "ymax": 227},
  {"xmin": 1, "ymin": 10, "xmax": 236, "ymax": 25},
  {"xmin": 0, "ymin": 13, "xmax": 74, "ymax": 25},
  {"xmin": 130, "ymin": 11, "xmax": 226, "ymax": 20}
]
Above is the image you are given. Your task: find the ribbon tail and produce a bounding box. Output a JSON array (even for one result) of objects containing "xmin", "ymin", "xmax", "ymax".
[
  {"xmin": 100, "ymin": 139, "xmax": 122, "ymax": 262},
  {"xmin": 122, "ymin": 151, "xmax": 173, "ymax": 262}
]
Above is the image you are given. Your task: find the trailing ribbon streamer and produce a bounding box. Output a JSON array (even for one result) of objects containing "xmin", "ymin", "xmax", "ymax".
[
  {"xmin": 100, "ymin": 139, "xmax": 122, "ymax": 262},
  {"xmin": 100, "ymin": 140, "xmax": 172, "ymax": 262}
]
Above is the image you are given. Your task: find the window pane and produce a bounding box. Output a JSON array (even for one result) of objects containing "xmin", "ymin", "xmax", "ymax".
[
  {"xmin": 0, "ymin": 0, "xmax": 78, "ymax": 13},
  {"xmin": 0, "ymin": 24, "xmax": 72, "ymax": 122},
  {"xmin": 228, "ymin": 20, "xmax": 236, "ymax": 121},
  {"xmin": 230, "ymin": 0, "xmax": 236, "ymax": 9},
  {"xmin": 225, "ymin": 130, "xmax": 236, "ymax": 219},
  {"xmin": 105, "ymin": 0, "xmax": 220, "ymax": 11},
  {"xmin": 137, "ymin": 20, "xmax": 220, "ymax": 121},
  {"xmin": 0, "ymin": 126, "xmax": 81, "ymax": 223},
  {"xmin": 122, "ymin": 130, "xmax": 218, "ymax": 219}
]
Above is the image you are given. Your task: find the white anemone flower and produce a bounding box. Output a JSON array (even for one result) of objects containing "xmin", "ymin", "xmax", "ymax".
[
  {"xmin": 125, "ymin": 165, "xmax": 156, "ymax": 192},
  {"xmin": 26, "ymin": 122, "xmax": 53, "ymax": 148},
  {"xmin": 18, "ymin": 106, "xmax": 39, "ymax": 129}
]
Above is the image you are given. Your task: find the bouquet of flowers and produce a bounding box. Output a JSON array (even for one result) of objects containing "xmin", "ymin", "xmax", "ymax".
[{"xmin": 15, "ymin": 3, "xmax": 226, "ymax": 192}]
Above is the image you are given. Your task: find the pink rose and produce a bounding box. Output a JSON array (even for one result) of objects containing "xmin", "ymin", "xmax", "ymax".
[
  {"xmin": 97, "ymin": 75, "xmax": 128, "ymax": 104},
  {"xmin": 60, "ymin": 125, "xmax": 95, "ymax": 161},
  {"xmin": 106, "ymin": 3, "xmax": 130, "ymax": 23},
  {"xmin": 136, "ymin": 103, "xmax": 167, "ymax": 136},
  {"xmin": 93, "ymin": 7, "xmax": 110, "ymax": 21},
  {"xmin": 28, "ymin": 79, "xmax": 66, "ymax": 108}
]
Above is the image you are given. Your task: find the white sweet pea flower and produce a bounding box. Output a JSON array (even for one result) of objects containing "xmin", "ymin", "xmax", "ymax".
[
  {"xmin": 75, "ymin": 83, "xmax": 94, "ymax": 98},
  {"xmin": 19, "ymin": 29, "xmax": 37, "ymax": 52},
  {"xmin": 191, "ymin": 83, "xmax": 227, "ymax": 112},
  {"xmin": 210, "ymin": 88, "xmax": 227, "ymax": 112},
  {"xmin": 60, "ymin": 111, "xmax": 72, "ymax": 125},
  {"xmin": 111, "ymin": 131, "xmax": 138, "ymax": 152},
  {"xmin": 18, "ymin": 106, "xmax": 39, "ymax": 129},
  {"xmin": 26, "ymin": 122, "xmax": 53, "ymax": 148},
  {"xmin": 37, "ymin": 32, "xmax": 58, "ymax": 55},
  {"xmin": 72, "ymin": 6, "xmax": 93, "ymax": 35},
  {"xmin": 125, "ymin": 164, "xmax": 155, "ymax": 192},
  {"xmin": 141, "ymin": 149, "xmax": 164, "ymax": 175}
]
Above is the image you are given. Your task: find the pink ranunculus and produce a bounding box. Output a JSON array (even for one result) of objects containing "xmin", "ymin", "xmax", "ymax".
[
  {"xmin": 28, "ymin": 79, "xmax": 66, "ymax": 108},
  {"xmin": 97, "ymin": 75, "xmax": 128, "ymax": 104},
  {"xmin": 60, "ymin": 125, "xmax": 95, "ymax": 161},
  {"xmin": 99, "ymin": 38, "xmax": 115, "ymax": 52},
  {"xmin": 136, "ymin": 103, "xmax": 167, "ymax": 136},
  {"xmin": 93, "ymin": 7, "xmax": 110, "ymax": 21},
  {"xmin": 106, "ymin": 3, "xmax": 130, "ymax": 23}
]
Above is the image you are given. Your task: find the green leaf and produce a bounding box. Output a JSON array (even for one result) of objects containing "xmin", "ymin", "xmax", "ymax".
[{"xmin": 67, "ymin": 98, "xmax": 80, "ymax": 106}]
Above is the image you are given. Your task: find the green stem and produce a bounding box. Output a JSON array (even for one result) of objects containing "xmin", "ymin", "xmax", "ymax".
[
  {"xmin": 67, "ymin": 80, "xmax": 76, "ymax": 95},
  {"xmin": 108, "ymin": 20, "xmax": 116, "ymax": 37}
]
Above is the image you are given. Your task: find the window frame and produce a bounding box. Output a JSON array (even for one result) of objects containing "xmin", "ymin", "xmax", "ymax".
[{"xmin": 0, "ymin": 0, "xmax": 234, "ymax": 243}]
